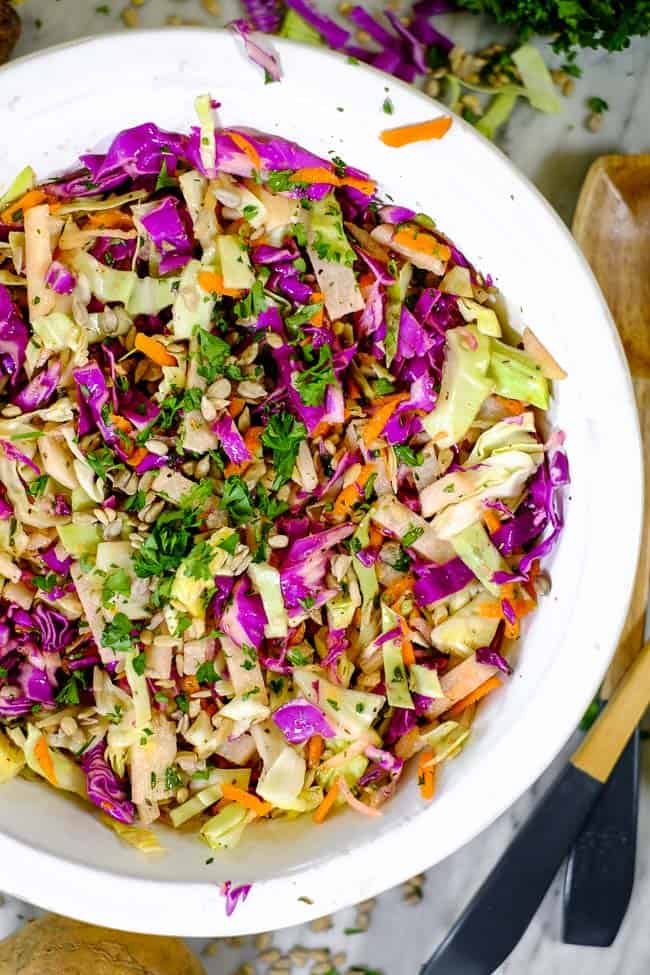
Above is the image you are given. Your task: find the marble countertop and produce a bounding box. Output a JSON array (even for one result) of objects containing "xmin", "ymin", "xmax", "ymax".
[{"xmin": 2, "ymin": 2, "xmax": 650, "ymax": 973}]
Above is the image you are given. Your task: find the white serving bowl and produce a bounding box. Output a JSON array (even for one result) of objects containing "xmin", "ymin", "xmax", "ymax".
[{"xmin": 0, "ymin": 29, "xmax": 641, "ymax": 937}]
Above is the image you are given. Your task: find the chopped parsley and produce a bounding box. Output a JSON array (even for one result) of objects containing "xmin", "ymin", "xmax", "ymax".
[
  {"xmin": 101, "ymin": 612, "xmax": 135, "ymax": 654},
  {"xmin": 394, "ymin": 444, "xmax": 424, "ymax": 467},
  {"xmin": 217, "ymin": 532, "xmax": 239, "ymax": 555},
  {"xmin": 401, "ymin": 525, "xmax": 424, "ymax": 548},
  {"xmin": 587, "ymin": 95, "xmax": 609, "ymax": 114},
  {"xmin": 55, "ymin": 671, "xmax": 86, "ymax": 705},
  {"xmin": 175, "ymin": 693, "xmax": 190, "ymax": 714},
  {"xmin": 31, "ymin": 572, "xmax": 59, "ymax": 593},
  {"xmin": 294, "ymin": 345, "xmax": 336, "ymax": 407},
  {"xmin": 26, "ymin": 474, "xmax": 49, "ymax": 499},
  {"xmin": 196, "ymin": 329, "xmax": 231, "ymax": 383},
  {"xmin": 382, "ymin": 97, "xmax": 394, "ymax": 114},
  {"xmin": 261, "ymin": 411, "xmax": 307, "ymax": 489},
  {"xmin": 132, "ymin": 652, "xmax": 147, "ymax": 676},
  {"xmin": 220, "ymin": 475, "xmax": 255, "ymax": 524},
  {"xmin": 86, "ymin": 447, "xmax": 121, "ymax": 480},
  {"xmin": 165, "ymin": 764, "xmax": 183, "ymax": 791},
  {"xmin": 196, "ymin": 660, "xmax": 219, "ymax": 685},
  {"xmin": 155, "ymin": 160, "xmax": 175, "ymax": 191},
  {"xmin": 101, "ymin": 567, "xmax": 131, "ymax": 607}
]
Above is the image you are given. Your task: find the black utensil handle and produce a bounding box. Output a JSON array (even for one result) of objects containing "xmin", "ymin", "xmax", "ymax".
[
  {"xmin": 563, "ymin": 726, "xmax": 640, "ymax": 947},
  {"xmin": 421, "ymin": 763, "xmax": 603, "ymax": 975}
]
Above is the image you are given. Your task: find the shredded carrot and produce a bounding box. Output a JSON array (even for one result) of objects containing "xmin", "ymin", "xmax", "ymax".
[
  {"xmin": 346, "ymin": 377, "xmax": 361, "ymax": 400},
  {"xmin": 312, "ymin": 421, "xmax": 332, "ymax": 439},
  {"xmin": 343, "ymin": 175, "xmax": 376, "ymax": 196},
  {"xmin": 228, "ymin": 397, "xmax": 246, "ymax": 419},
  {"xmin": 220, "ymin": 783, "xmax": 273, "ymax": 817},
  {"xmin": 110, "ymin": 414, "xmax": 134, "ymax": 435},
  {"xmin": 494, "ymin": 395, "xmax": 524, "ymax": 416},
  {"xmin": 393, "ymin": 227, "xmax": 451, "ymax": 263},
  {"xmin": 482, "ymin": 508, "xmax": 501, "ymax": 535},
  {"xmin": 380, "ymin": 116, "xmax": 452, "ymax": 148},
  {"xmin": 383, "ymin": 574, "xmax": 414, "ymax": 605},
  {"xmin": 362, "ymin": 392, "xmax": 409, "ymax": 448},
  {"xmin": 126, "ymin": 446, "xmax": 148, "ymax": 468},
  {"xmin": 229, "ymin": 132, "xmax": 262, "ymax": 171},
  {"xmin": 310, "ymin": 291, "xmax": 324, "ymax": 327},
  {"xmin": 418, "ymin": 749, "xmax": 436, "ymax": 800},
  {"xmin": 292, "ymin": 166, "xmax": 340, "ymax": 186},
  {"xmin": 358, "ymin": 271, "xmax": 375, "ymax": 290},
  {"xmin": 308, "ymin": 735, "xmax": 324, "ymax": 768},
  {"xmin": 224, "ymin": 425, "xmax": 263, "ymax": 477},
  {"xmin": 313, "ymin": 780, "xmax": 341, "ymax": 824},
  {"xmin": 332, "ymin": 463, "xmax": 375, "ymax": 519},
  {"xmin": 86, "ymin": 209, "xmax": 133, "ymax": 230},
  {"xmin": 288, "ymin": 621, "xmax": 306, "ymax": 646},
  {"xmin": 134, "ymin": 333, "xmax": 177, "ymax": 367},
  {"xmin": 1, "ymin": 189, "xmax": 49, "ymax": 224},
  {"xmin": 478, "ymin": 601, "xmax": 502, "ymax": 619},
  {"xmin": 34, "ymin": 734, "xmax": 57, "ymax": 786},
  {"xmin": 197, "ymin": 270, "xmax": 244, "ymax": 298},
  {"xmin": 445, "ymin": 676, "xmax": 502, "ymax": 719},
  {"xmin": 505, "ymin": 619, "xmax": 520, "ymax": 639},
  {"xmin": 290, "ymin": 167, "xmax": 376, "ymax": 197},
  {"xmin": 182, "ymin": 675, "xmax": 200, "ymax": 695},
  {"xmin": 399, "ymin": 615, "xmax": 416, "ymax": 667}
]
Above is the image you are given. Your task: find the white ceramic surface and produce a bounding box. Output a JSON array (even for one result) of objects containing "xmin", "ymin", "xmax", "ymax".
[{"xmin": 0, "ymin": 28, "xmax": 642, "ymax": 938}]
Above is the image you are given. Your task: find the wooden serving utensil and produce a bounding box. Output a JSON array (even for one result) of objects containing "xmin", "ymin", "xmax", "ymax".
[
  {"xmin": 422, "ymin": 640, "xmax": 650, "ymax": 975},
  {"xmin": 563, "ymin": 155, "xmax": 650, "ymax": 946}
]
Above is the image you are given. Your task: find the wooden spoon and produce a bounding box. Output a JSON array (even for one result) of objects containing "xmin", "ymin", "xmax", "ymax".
[{"xmin": 564, "ymin": 154, "xmax": 650, "ymax": 945}]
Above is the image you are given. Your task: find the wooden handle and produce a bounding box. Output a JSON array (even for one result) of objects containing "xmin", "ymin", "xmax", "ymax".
[{"xmin": 572, "ymin": 640, "xmax": 650, "ymax": 783}]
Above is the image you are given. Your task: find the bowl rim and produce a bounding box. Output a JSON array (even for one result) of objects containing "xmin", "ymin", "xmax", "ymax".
[{"xmin": 0, "ymin": 26, "xmax": 642, "ymax": 936}]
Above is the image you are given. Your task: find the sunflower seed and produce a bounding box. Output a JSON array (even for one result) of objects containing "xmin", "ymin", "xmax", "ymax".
[
  {"xmin": 144, "ymin": 439, "xmax": 169, "ymax": 456},
  {"xmin": 237, "ymin": 380, "xmax": 266, "ymax": 401},
  {"xmin": 121, "ymin": 6, "xmax": 140, "ymax": 28},
  {"xmin": 139, "ymin": 499, "xmax": 165, "ymax": 524},
  {"xmin": 258, "ymin": 950, "xmax": 281, "ymax": 964},
  {"xmin": 207, "ymin": 378, "xmax": 232, "ymax": 400},
  {"xmin": 195, "ymin": 455, "xmax": 211, "ymax": 478},
  {"xmin": 201, "ymin": 396, "xmax": 217, "ymax": 423},
  {"xmin": 268, "ymin": 534, "xmax": 289, "ymax": 549}
]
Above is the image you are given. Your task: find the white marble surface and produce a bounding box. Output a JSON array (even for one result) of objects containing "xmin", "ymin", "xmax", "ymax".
[{"xmin": 2, "ymin": 2, "xmax": 650, "ymax": 972}]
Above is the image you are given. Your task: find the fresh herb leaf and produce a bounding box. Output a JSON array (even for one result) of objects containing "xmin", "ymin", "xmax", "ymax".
[
  {"xmin": 165, "ymin": 764, "xmax": 183, "ymax": 791},
  {"xmin": 31, "ymin": 572, "xmax": 59, "ymax": 593},
  {"xmin": 261, "ymin": 411, "xmax": 307, "ymax": 489},
  {"xmin": 587, "ymin": 95, "xmax": 608, "ymax": 114},
  {"xmin": 132, "ymin": 651, "xmax": 147, "ymax": 676},
  {"xmin": 394, "ymin": 444, "xmax": 424, "ymax": 467},
  {"xmin": 285, "ymin": 301, "xmax": 323, "ymax": 332},
  {"xmin": 196, "ymin": 660, "xmax": 219, "ymax": 685},
  {"xmin": 197, "ymin": 329, "xmax": 231, "ymax": 383},
  {"xmin": 55, "ymin": 671, "xmax": 86, "ymax": 705},
  {"xmin": 401, "ymin": 525, "xmax": 424, "ymax": 547},
  {"xmin": 294, "ymin": 344, "xmax": 336, "ymax": 406},
  {"xmin": 101, "ymin": 613, "xmax": 135, "ymax": 653},
  {"xmin": 101, "ymin": 567, "xmax": 131, "ymax": 607},
  {"xmin": 382, "ymin": 96, "xmax": 394, "ymax": 114},
  {"xmin": 221, "ymin": 475, "xmax": 254, "ymax": 524},
  {"xmin": 124, "ymin": 490, "xmax": 147, "ymax": 512},
  {"xmin": 155, "ymin": 160, "xmax": 175, "ymax": 191},
  {"xmin": 217, "ymin": 532, "xmax": 239, "ymax": 555},
  {"xmin": 87, "ymin": 447, "xmax": 120, "ymax": 480},
  {"xmin": 26, "ymin": 474, "xmax": 49, "ymax": 499}
]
